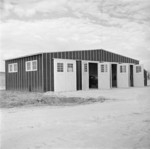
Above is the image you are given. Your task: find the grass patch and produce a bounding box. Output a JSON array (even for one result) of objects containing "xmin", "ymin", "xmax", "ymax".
[{"xmin": 0, "ymin": 90, "xmax": 107, "ymax": 108}]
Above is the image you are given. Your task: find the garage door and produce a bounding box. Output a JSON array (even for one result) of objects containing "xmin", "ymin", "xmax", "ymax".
[
  {"xmin": 54, "ymin": 59, "xmax": 76, "ymax": 92},
  {"xmin": 134, "ymin": 65, "xmax": 144, "ymax": 87},
  {"xmin": 98, "ymin": 62, "xmax": 111, "ymax": 89},
  {"xmin": 117, "ymin": 63, "xmax": 129, "ymax": 88}
]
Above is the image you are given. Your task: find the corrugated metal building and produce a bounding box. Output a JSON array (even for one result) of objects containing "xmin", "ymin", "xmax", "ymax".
[{"xmin": 5, "ymin": 49, "xmax": 147, "ymax": 92}]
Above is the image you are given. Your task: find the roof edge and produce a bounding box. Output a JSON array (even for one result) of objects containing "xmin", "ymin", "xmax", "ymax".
[
  {"xmin": 5, "ymin": 52, "xmax": 45, "ymax": 61},
  {"xmin": 4, "ymin": 49, "xmax": 139, "ymax": 62}
]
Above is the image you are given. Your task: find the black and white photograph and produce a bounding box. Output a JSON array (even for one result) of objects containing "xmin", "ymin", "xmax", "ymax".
[{"xmin": 0, "ymin": 0, "xmax": 150, "ymax": 148}]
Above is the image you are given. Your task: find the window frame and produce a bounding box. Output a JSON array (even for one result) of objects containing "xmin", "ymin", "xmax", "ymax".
[
  {"xmin": 84, "ymin": 63, "xmax": 87, "ymax": 72},
  {"xmin": 120, "ymin": 65, "xmax": 126, "ymax": 73},
  {"xmin": 101, "ymin": 64, "xmax": 107, "ymax": 73},
  {"xmin": 67, "ymin": 63, "xmax": 73, "ymax": 72},
  {"xmin": 136, "ymin": 66, "xmax": 141, "ymax": 73},
  {"xmin": 57, "ymin": 63, "xmax": 64, "ymax": 72},
  {"xmin": 101, "ymin": 64, "xmax": 104, "ymax": 72},
  {"xmin": 8, "ymin": 64, "xmax": 13, "ymax": 73},
  {"xmin": 13, "ymin": 63, "xmax": 18, "ymax": 72},
  {"xmin": 8, "ymin": 63, "xmax": 18, "ymax": 73},
  {"xmin": 32, "ymin": 60, "xmax": 37, "ymax": 71},
  {"xmin": 25, "ymin": 60, "xmax": 37, "ymax": 72},
  {"xmin": 26, "ymin": 61, "xmax": 31, "ymax": 71}
]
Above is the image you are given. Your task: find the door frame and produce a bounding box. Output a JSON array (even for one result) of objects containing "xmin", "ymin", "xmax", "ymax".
[
  {"xmin": 111, "ymin": 63, "xmax": 118, "ymax": 88},
  {"xmin": 82, "ymin": 60, "xmax": 99, "ymax": 90},
  {"xmin": 130, "ymin": 64, "xmax": 134, "ymax": 87},
  {"xmin": 89, "ymin": 62, "xmax": 98, "ymax": 89}
]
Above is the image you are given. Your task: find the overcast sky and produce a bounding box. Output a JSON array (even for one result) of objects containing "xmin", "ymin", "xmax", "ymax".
[{"xmin": 0, "ymin": 0, "xmax": 150, "ymax": 71}]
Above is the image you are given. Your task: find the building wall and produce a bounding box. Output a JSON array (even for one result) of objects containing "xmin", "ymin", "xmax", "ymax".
[
  {"xmin": 6, "ymin": 49, "xmax": 139, "ymax": 92},
  {"xmin": 5, "ymin": 54, "xmax": 43, "ymax": 92},
  {"xmin": 43, "ymin": 49, "xmax": 139, "ymax": 92}
]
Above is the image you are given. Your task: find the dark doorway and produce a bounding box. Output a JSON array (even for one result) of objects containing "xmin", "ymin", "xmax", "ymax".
[
  {"xmin": 130, "ymin": 65, "xmax": 134, "ymax": 87},
  {"xmin": 111, "ymin": 64, "xmax": 117, "ymax": 87},
  {"xmin": 76, "ymin": 61, "xmax": 82, "ymax": 90},
  {"xmin": 144, "ymin": 70, "xmax": 147, "ymax": 86},
  {"xmin": 89, "ymin": 63, "xmax": 98, "ymax": 88}
]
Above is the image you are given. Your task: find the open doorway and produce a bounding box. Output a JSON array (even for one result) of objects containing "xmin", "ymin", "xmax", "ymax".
[
  {"xmin": 89, "ymin": 63, "xmax": 98, "ymax": 89},
  {"xmin": 130, "ymin": 65, "xmax": 134, "ymax": 87},
  {"xmin": 144, "ymin": 70, "xmax": 147, "ymax": 86},
  {"xmin": 111, "ymin": 64, "xmax": 117, "ymax": 87}
]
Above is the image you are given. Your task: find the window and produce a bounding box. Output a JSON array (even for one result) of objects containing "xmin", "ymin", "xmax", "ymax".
[
  {"xmin": 84, "ymin": 63, "xmax": 87, "ymax": 72},
  {"xmin": 26, "ymin": 60, "xmax": 37, "ymax": 71},
  {"xmin": 9, "ymin": 64, "xmax": 13, "ymax": 72},
  {"xmin": 123, "ymin": 66, "xmax": 126, "ymax": 72},
  {"xmin": 14, "ymin": 63, "xmax": 18, "ymax": 72},
  {"xmin": 32, "ymin": 60, "xmax": 37, "ymax": 71},
  {"xmin": 101, "ymin": 65, "xmax": 104, "ymax": 72},
  {"xmin": 101, "ymin": 64, "xmax": 107, "ymax": 72},
  {"xmin": 57, "ymin": 63, "xmax": 63, "ymax": 72},
  {"xmin": 67, "ymin": 63, "xmax": 73, "ymax": 72},
  {"xmin": 120, "ymin": 65, "xmax": 126, "ymax": 73},
  {"xmin": 26, "ymin": 61, "xmax": 31, "ymax": 71},
  {"xmin": 136, "ymin": 66, "xmax": 141, "ymax": 73},
  {"xmin": 8, "ymin": 63, "xmax": 18, "ymax": 73}
]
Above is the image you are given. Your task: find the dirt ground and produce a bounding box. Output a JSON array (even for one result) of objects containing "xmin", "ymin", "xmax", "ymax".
[{"xmin": 1, "ymin": 87, "xmax": 150, "ymax": 149}]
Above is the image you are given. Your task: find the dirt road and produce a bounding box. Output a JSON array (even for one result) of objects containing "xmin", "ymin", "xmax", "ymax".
[{"xmin": 1, "ymin": 87, "xmax": 150, "ymax": 149}]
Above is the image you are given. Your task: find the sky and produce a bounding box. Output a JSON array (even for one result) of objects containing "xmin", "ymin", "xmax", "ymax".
[{"xmin": 0, "ymin": 0, "xmax": 150, "ymax": 72}]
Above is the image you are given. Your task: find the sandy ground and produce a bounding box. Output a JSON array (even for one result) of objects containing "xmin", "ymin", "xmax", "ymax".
[{"xmin": 1, "ymin": 87, "xmax": 150, "ymax": 149}]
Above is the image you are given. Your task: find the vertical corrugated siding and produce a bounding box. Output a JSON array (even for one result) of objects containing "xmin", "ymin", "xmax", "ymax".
[
  {"xmin": 86, "ymin": 51, "xmax": 91, "ymax": 60},
  {"xmin": 45, "ymin": 49, "xmax": 139, "ymax": 92},
  {"xmin": 101, "ymin": 50, "xmax": 103, "ymax": 61},
  {"xmin": 6, "ymin": 54, "xmax": 43, "ymax": 92},
  {"xmin": 43, "ymin": 53, "xmax": 46, "ymax": 92},
  {"xmin": 79, "ymin": 51, "xmax": 82, "ymax": 60},
  {"xmin": 43, "ymin": 53, "xmax": 54, "ymax": 92},
  {"xmin": 82, "ymin": 51, "xmax": 85, "ymax": 60},
  {"xmin": 45, "ymin": 53, "xmax": 59, "ymax": 92},
  {"xmin": 96, "ymin": 50, "xmax": 99, "ymax": 61},
  {"xmin": 85, "ymin": 51, "xmax": 88, "ymax": 60},
  {"xmin": 6, "ymin": 49, "xmax": 139, "ymax": 92}
]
